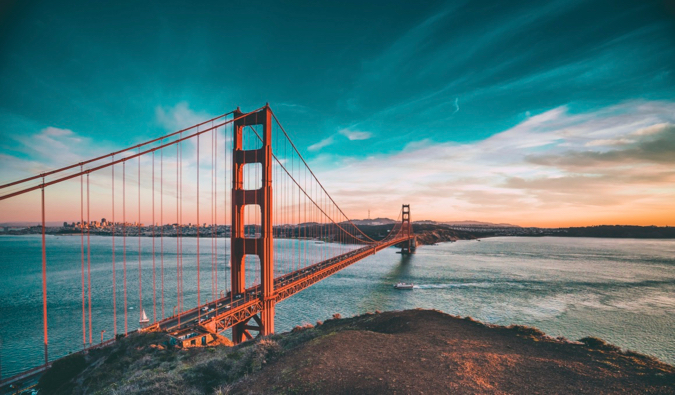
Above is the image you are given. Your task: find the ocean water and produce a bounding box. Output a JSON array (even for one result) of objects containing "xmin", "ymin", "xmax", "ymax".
[{"xmin": 1, "ymin": 235, "xmax": 674, "ymax": 377}]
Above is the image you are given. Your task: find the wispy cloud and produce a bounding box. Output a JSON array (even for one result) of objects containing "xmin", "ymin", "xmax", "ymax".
[
  {"xmin": 339, "ymin": 129, "xmax": 372, "ymax": 141},
  {"xmin": 528, "ymin": 124, "xmax": 675, "ymax": 167},
  {"xmin": 275, "ymin": 102, "xmax": 310, "ymax": 113},
  {"xmin": 1, "ymin": 101, "xmax": 229, "ymax": 223},
  {"xmin": 331, "ymin": 0, "xmax": 674, "ymax": 152},
  {"xmin": 312, "ymin": 100, "xmax": 675, "ymax": 226},
  {"xmin": 8, "ymin": 126, "xmax": 95, "ymax": 175},
  {"xmin": 309, "ymin": 128, "xmax": 373, "ymax": 151},
  {"xmin": 155, "ymin": 102, "xmax": 212, "ymax": 132},
  {"xmin": 308, "ymin": 136, "xmax": 335, "ymax": 151}
]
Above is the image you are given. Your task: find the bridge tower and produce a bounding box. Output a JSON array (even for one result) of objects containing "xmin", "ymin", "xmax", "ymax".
[
  {"xmin": 400, "ymin": 204, "xmax": 416, "ymax": 255},
  {"xmin": 231, "ymin": 105, "xmax": 275, "ymax": 343}
]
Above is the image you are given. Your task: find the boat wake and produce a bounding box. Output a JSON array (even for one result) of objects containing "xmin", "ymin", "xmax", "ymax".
[{"xmin": 414, "ymin": 282, "xmax": 515, "ymax": 289}]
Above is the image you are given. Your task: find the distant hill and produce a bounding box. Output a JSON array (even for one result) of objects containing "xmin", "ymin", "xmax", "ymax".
[
  {"xmin": 411, "ymin": 220, "xmax": 521, "ymax": 228},
  {"xmin": 445, "ymin": 220, "xmax": 521, "ymax": 227},
  {"xmin": 349, "ymin": 218, "xmax": 397, "ymax": 226},
  {"xmin": 353, "ymin": 219, "xmax": 521, "ymax": 228}
]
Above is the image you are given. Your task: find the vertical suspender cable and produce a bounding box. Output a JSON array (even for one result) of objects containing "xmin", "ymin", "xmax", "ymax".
[
  {"xmin": 304, "ymin": 162, "xmax": 307, "ymax": 267},
  {"xmin": 181, "ymin": 139, "xmax": 183, "ymax": 313},
  {"xmin": 284, "ymin": 134, "xmax": 287, "ymax": 275},
  {"xmin": 225, "ymin": 121, "xmax": 229, "ymax": 305},
  {"xmin": 211, "ymin": 125, "xmax": 214, "ymax": 299},
  {"xmin": 197, "ymin": 133, "xmax": 200, "ymax": 312},
  {"xmin": 176, "ymin": 141, "xmax": 180, "ymax": 318},
  {"xmin": 180, "ymin": 138, "xmax": 183, "ymax": 313},
  {"xmin": 254, "ymin": 127, "xmax": 258, "ymax": 288},
  {"xmin": 296, "ymin": 153, "xmax": 299, "ymax": 272},
  {"xmin": 138, "ymin": 150, "xmax": 142, "ymax": 325},
  {"xmin": 80, "ymin": 167, "xmax": 85, "ymax": 347},
  {"xmin": 152, "ymin": 151, "xmax": 156, "ymax": 322},
  {"xmin": 41, "ymin": 177, "xmax": 48, "ymax": 365},
  {"xmin": 112, "ymin": 157, "xmax": 117, "ymax": 336},
  {"xmin": 213, "ymin": 122, "xmax": 217, "ymax": 301},
  {"xmin": 123, "ymin": 162, "xmax": 127, "ymax": 335},
  {"xmin": 87, "ymin": 173, "xmax": 92, "ymax": 345},
  {"xmin": 225, "ymin": 120, "xmax": 230, "ymax": 302},
  {"xmin": 160, "ymin": 142, "xmax": 164, "ymax": 320}
]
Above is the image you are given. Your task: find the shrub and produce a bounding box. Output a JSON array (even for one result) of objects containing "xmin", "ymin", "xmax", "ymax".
[
  {"xmin": 255, "ymin": 339, "xmax": 282, "ymax": 360},
  {"xmin": 507, "ymin": 324, "xmax": 545, "ymax": 337},
  {"xmin": 37, "ymin": 353, "xmax": 87, "ymax": 394},
  {"xmin": 580, "ymin": 336, "xmax": 621, "ymax": 351},
  {"xmin": 214, "ymin": 384, "xmax": 233, "ymax": 395},
  {"xmin": 228, "ymin": 351, "xmax": 242, "ymax": 360},
  {"xmin": 291, "ymin": 323, "xmax": 314, "ymax": 333},
  {"xmin": 332, "ymin": 313, "xmax": 342, "ymax": 319}
]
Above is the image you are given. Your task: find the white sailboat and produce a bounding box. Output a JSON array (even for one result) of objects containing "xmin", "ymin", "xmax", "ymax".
[{"xmin": 139, "ymin": 309, "xmax": 150, "ymax": 324}]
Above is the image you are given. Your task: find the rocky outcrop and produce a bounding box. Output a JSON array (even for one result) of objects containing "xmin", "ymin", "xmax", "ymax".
[{"xmin": 413, "ymin": 225, "xmax": 478, "ymax": 245}]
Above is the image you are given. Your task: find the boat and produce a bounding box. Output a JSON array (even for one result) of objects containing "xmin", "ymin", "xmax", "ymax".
[
  {"xmin": 139, "ymin": 309, "xmax": 149, "ymax": 324},
  {"xmin": 394, "ymin": 282, "xmax": 414, "ymax": 290}
]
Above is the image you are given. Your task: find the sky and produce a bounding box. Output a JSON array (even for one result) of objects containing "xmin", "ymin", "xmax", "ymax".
[{"xmin": 1, "ymin": 0, "xmax": 674, "ymax": 227}]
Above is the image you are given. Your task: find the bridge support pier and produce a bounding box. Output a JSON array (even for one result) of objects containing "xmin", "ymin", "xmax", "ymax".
[{"xmin": 231, "ymin": 105, "xmax": 275, "ymax": 344}]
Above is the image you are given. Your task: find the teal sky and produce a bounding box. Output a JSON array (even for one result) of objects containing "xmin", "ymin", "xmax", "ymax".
[{"xmin": 1, "ymin": 0, "xmax": 675, "ymax": 226}]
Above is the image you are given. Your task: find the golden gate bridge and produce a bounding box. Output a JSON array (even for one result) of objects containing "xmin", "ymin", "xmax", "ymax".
[{"xmin": 0, "ymin": 105, "xmax": 415, "ymax": 384}]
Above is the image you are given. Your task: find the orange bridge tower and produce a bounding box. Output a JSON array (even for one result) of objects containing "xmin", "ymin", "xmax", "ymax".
[
  {"xmin": 400, "ymin": 204, "xmax": 416, "ymax": 255},
  {"xmin": 231, "ymin": 105, "xmax": 275, "ymax": 343}
]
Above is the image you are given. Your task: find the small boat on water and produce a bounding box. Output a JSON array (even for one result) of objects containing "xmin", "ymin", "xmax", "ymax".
[
  {"xmin": 139, "ymin": 309, "xmax": 149, "ymax": 324},
  {"xmin": 394, "ymin": 282, "xmax": 414, "ymax": 290}
]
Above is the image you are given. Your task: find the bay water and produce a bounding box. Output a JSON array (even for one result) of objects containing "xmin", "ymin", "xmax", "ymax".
[{"xmin": 1, "ymin": 235, "xmax": 674, "ymax": 378}]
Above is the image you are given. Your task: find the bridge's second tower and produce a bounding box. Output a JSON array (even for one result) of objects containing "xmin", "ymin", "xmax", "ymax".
[
  {"xmin": 231, "ymin": 105, "xmax": 275, "ymax": 343},
  {"xmin": 400, "ymin": 204, "xmax": 416, "ymax": 254}
]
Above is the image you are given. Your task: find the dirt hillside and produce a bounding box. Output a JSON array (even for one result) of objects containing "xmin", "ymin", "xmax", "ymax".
[
  {"xmin": 34, "ymin": 309, "xmax": 675, "ymax": 394},
  {"xmin": 233, "ymin": 309, "xmax": 674, "ymax": 394}
]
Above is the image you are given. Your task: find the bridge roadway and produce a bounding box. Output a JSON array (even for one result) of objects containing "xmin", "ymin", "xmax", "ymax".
[{"xmin": 145, "ymin": 235, "xmax": 414, "ymax": 336}]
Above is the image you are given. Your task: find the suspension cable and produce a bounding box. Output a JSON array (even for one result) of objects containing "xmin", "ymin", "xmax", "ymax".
[
  {"xmin": 0, "ymin": 107, "xmax": 265, "ymax": 201},
  {"xmin": 0, "ymin": 110, "xmax": 237, "ymax": 190},
  {"xmin": 269, "ymin": 109, "xmax": 376, "ymax": 243}
]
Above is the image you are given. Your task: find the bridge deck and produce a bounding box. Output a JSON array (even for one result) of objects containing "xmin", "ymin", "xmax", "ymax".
[{"xmin": 146, "ymin": 236, "xmax": 413, "ymax": 335}]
